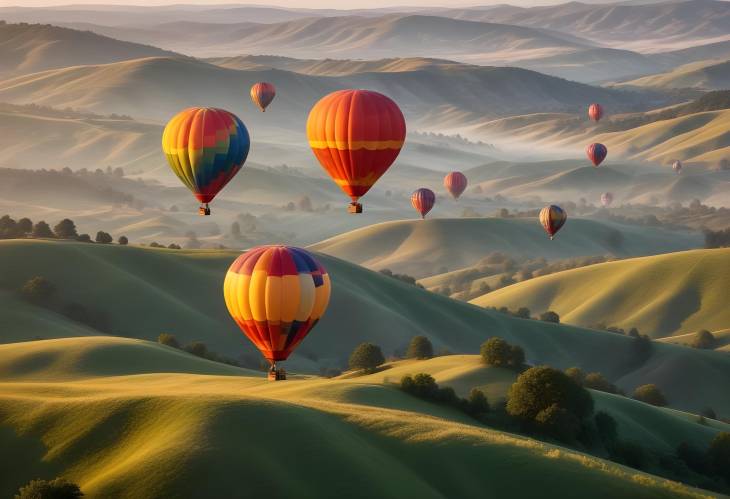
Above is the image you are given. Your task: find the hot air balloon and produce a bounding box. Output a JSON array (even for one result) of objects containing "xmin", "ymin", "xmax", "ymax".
[
  {"xmin": 588, "ymin": 103, "xmax": 604, "ymax": 122},
  {"xmin": 444, "ymin": 171, "xmax": 468, "ymax": 199},
  {"xmin": 223, "ymin": 245, "xmax": 331, "ymax": 381},
  {"xmin": 586, "ymin": 143, "xmax": 607, "ymax": 167},
  {"xmin": 162, "ymin": 107, "xmax": 250, "ymax": 216},
  {"xmin": 250, "ymin": 82, "xmax": 276, "ymax": 112},
  {"xmin": 672, "ymin": 160, "xmax": 683, "ymax": 175},
  {"xmin": 601, "ymin": 192, "xmax": 613, "ymax": 207},
  {"xmin": 307, "ymin": 89, "xmax": 406, "ymax": 213},
  {"xmin": 411, "ymin": 188, "xmax": 435, "ymax": 219},
  {"xmin": 539, "ymin": 205, "xmax": 567, "ymax": 240}
]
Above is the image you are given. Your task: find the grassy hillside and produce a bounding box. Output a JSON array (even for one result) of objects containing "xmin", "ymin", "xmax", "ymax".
[
  {"xmin": 309, "ymin": 218, "xmax": 701, "ymax": 278},
  {"xmin": 471, "ymin": 248, "xmax": 730, "ymax": 339},
  {"xmin": 0, "ymin": 240, "xmax": 727, "ymax": 416},
  {"xmin": 0, "ymin": 337, "xmax": 721, "ymax": 498},
  {"xmin": 618, "ymin": 59, "xmax": 730, "ymax": 91}
]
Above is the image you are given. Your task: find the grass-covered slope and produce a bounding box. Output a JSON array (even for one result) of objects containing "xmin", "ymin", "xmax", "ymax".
[
  {"xmin": 0, "ymin": 337, "xmax": 719, "ymax": 499},
  {"xmin": 0, "ymin": 240, "xmax": 728, "ymax": 415},
  {"xmin": 471, "ymin": 248, "xmax": 730, "ymax": 339},
  {"xmin": 309, "ymin": 218, "xmax": 701, "ymax": 278}
]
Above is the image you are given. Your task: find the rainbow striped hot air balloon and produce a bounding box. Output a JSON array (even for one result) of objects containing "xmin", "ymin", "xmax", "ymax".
[
  {"xmin": 588, "ymin": 103, "xmax": 604, "ymax": 122},
  {"xmin": 444, "ymin": 171, "xmax": 467, "ymax": 199},
  {"xmin": 307, "ymin": 89, "xmax": 406, "ymax": 213},
  {"xmin": 411, "ymin": 188, "xmax": 435, "ymax": 219},
  {"xmin": 162, "ymin": 107, "xmax": 250, "ymax": 215},
  {"xmin": 586, "ymin": 143, "xmax": 607, "ymax": 167},
  {"xmin": 250, "ymin": 82, "xmax": 276, "ymax": 112},
  {"xmin": 539, "ymin": 205, "xmax": 567, "ymax": 240},
  {"xmin": 223, "ymin": 245, "xmax": 331, "ymax": 379}
]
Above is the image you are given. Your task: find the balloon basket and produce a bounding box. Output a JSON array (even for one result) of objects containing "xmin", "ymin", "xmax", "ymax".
[
  {"xmin": 348, "ymin": 202, "xmax": 363, "ymax": 214},
  {"xmin": 198, "ymin": 204, "xmax": 211, "ymax": 216},
  {"xmin": 268, "ymin": 368, "xmax": 287, "ymax": 381}
]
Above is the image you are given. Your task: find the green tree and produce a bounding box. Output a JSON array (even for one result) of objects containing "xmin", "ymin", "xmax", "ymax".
[
  {"xmin": 20, "ymin": 277, "xmax": 56, "ymax": 306},
  {"xmin": 15, "ymin": 477, "xmax": 83, "ymax": 499},
  {"xmin": 185, "ymin": 341, "xmax": 208, "ymax": 358},
  {"xmin": 0, "ymin": 215, "xmax": 19, "ymax": 238},
  {"xmin": 53, "ymin": 218, "xmax": 78, "ymax": 239},
  {"xmin": 480, "ymin": 337, "xmax": 513, "ymax": 367},
  {"xmin": 632, "ymin": 384, "xmax": 667, "ymax": 407},
  {"xmin": 466, "ymin": 388, "xmax": 490, "ymax": 415},
  {"xmin": 406, "ymin": 336, "xmax": 433, "ymax": 359},
  {"xmin": 534, "ymin": 403, "xmax": 581, "ymax": 441},
  {"xmin": 118, "ymin": 236, "xmax": 128, "ymax": 245},
  {"xmin": 95, "ymin": 231, "xmax": 113, "ymax": 244},
  {"xmin": 158, "ymin": 333, "xmax": 180, "ymax": 349},
  {"xmin": 690, "ymin": 329, "xmax": 716, "ymax": 349},
  {"xmin": 539, "ymin": 311, "xmax": 560, "ymax": 323},
  {"xmin": 583, "ymin": 372, "xmax": 618, "ymax": 394},
  {"xmin": 32, "ymin": 221, "xmax": 54, "ymax": 238},
  {"xmin": 707, "ymin": 432, "xmax": 730, "ymax": 482},
  {"xmin": 514, "ymin": 307, "xmax": 530, "ymax": 319},
  {"xmin": 564, "ymin": 367, "xmax": 586, "ymax": 386},
  {"xmin": 594, "ymin": 411, "xmax": 618, "ymax": 445},
  {"xmin": 17, "ymin": 217, "xmax": 33, "ymax": 235},
  {"xmin": 76, "ymin": 234, "xmax": 92, "ymax": 243},
  {"xmin": 348, "ymin": 343, "xmax": 385, "ymax": 372},
  {"xmin": 507, "ymin": 366, "xmax": 594, "ymax": 422}
]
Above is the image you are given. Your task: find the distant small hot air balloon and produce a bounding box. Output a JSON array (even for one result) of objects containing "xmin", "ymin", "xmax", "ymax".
[
  {"xmin": 588, "ymin": 103, "xmax": 604, "ymax": 122},
  {"xmin": 411, "ymin": 188, "xmax": 436, "ymax": 219},
  {"xmin": 444, "ymin": 171, "xmax": 468, "ymax": 199},
  {"xmin": 586, "ymin": 143, "xmax": 607, "ymax": 167},
  {"xmin": 250, "ymin": 82, "xmax": 276, "ymax": 112},
  {"xmin": 307, "ymin": 89, "xmax": 406, "ymax": 213},
  {"xmin": 601, "ymin": 192, "xmax": 613, "ymax": 207},
  {"xmin": 223, "ymin": 245, "xmax": 331, "ymax": 380},
  {"xmin": 672, "ymin": 160, "xmax": 683, "ymax": 175},
  {"xmin": 162, "ymin": 107, "xmax": 250, "ymax": 215},
  {"xmin": 539, "ymin": 205, "xmax": 567, "ymax": 240}
]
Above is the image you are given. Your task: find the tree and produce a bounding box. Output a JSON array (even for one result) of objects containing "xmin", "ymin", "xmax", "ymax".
[
  {"xmin": 0, "ymin": 215, "xmax": 19, "ymax": 238},
  {"xmin": 632, "ymin": 384, "xmax": 667, "ymax": 407},
  {"xmin": 76, "ymin": 234, "xmax": 92, "ymax": 243},
  {"xmin": 406, "ymin": 336, "xmax": 433, "ymax": 360},
  {"xmin": 185, "ymin": 342, "xmax": 208, "ymax": 358},
  {"xmin": 677, "ymin": 441, "xmax": 708, "ymax": 474},
  {"xmin": 535, "ymin": 403, "xmax": 581, "ymax": 442},
  {"xmin": 707, "ymin": 432, "xmax": 730, "ymax": 482},
  {"xmin": 17, "ymin": 217, "xmax": 33, "ymax": 235},
  {"xmin": 539, "ymin": 311, "xmax": 560, "ymax": 323},
  {"xmin": 158, "ymin": 333, "xmax": 180, "ymax": 349},
  {"xmin": 118, "ymin": 236, "xmax": 128, "ymax": 245},
  {"xmin": 53, "ymin": 219, "xmax": 78, "ymax": 239},
  {"xmin": 564, "ymin": 367, "xmax": 586, "ymax": 386},
  {"xmin": 20, "ymin": 277, "xmax": 56, "ymax": 306},
  {"xmin": 95, "ymin": 231, "xmax": 113, "ymax": 244},
  {"xmin": 298, "ymin": 195, "xmax": 313, "ymax": 212},
  {"xmin": 466, "ymin": 388, "xmax": 490, "ymax": 415},
  {"xmin": 480, "ymin": 337, "xmax": 513, "ymax": 367},
  {"xmin": 32, "ymin": 221, "xmax": 54, "ymax": 238},
  {"xmin": 15, "ymin": 477, "xmax": 83, "ymax": 499},
  {"xmin": 583, "ymin": 372, "xmax": 618, "ymax": 394},
  {"xmin": 690, "ymin": 329, "xmax": 716, "ymax": 349},
  {"xmin": 348, "ymin": 343, "xmax": 385, "ymax": 372},
  {"xmin": 514, "ymin": 307, "xmax": 530, "ymax": 319},
  {"xmin": 507, "ymin": 366, "xmax": 594, "ymax": 423},
  {"xmin": 594, "ymin": 411, "xmax": 618, "ymax": 445}
]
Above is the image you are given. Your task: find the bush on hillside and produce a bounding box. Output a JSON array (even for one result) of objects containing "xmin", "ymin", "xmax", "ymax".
[
  {"xmin": 185, "ymin": 341, "xmax": 209, "ymax": 358},
  {"xmin": 118, "ymin": 235, "xmax": 128, "ymax": 245},
  {"xmin": 583, "ymin": 372, "xmax": 619, "ymax": 394},
  {"xmin": 677, "ymin": 441, "xmax": 708, "ymax": 474},
  {"xmin": 690, "ymin": 330, "xmax": 716, "ymax": 349},
  {"xmin": 20, "ymin": 276, "xmax": 56, "ymax": 306},
  {"xmin": 406, "ymin": 336, "xmax": 434, "ymax": 360},
  {"xmin": 564, "ymin": 367, "xmax": 586, "ymax": 386},
  {"xmin": 158, "ymin": 333, "xmax": 180, "ymax": 349},
  {"xmin": 95, "ymin": 231, "xmax": 113, "ymax": 244},
  {"xmin": 708, "ymin": 432, "xmax": 730, "ymax": 483},
  {"xmin": 594, "ymin": 411, "xmax": 618, "ymax": 446},
  {"xmin": 609, "ymin": 440, "xmax": 648, "ymax": 469},
  {"xmin": 15, "ymin": 477, "xmax": 83, "ymax": 499},
  {"xmin": 349, "ymin": 343, "xmax": 385, "ymax": 372},
  {"xmin": 480, "ymin": 337, "xmax": 524, "ymax": 370},
  {"xmin": 632, "ymin": 384, "xmax": 667, "ymax": 407},
  {"xmin": 539, "ymin": 311, "xmax": 560, "ymax": 323},
  {"xmin": 76, "ymin": 234, "xmax": 92, "ymax": 243},
  {"xmin": 400, "ymin": 374, "xmax": 490, "ymax": 420}
]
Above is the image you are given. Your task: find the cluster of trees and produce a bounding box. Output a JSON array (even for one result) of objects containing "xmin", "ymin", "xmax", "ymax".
[
  {"xmin": 480, "ymin": 337, "xmax": 525, "ymax": 370},
  {"xmin": 157, "ymin": 334, "xmax": 242, "ymax": 368},
  {"xmin": 379, "ymin": 269, "xmax": 425, "ymax": 289},
  {"xmin": 0, "ymin": 100, "xmax": 132, "ymax": 121},
  {"xmin": 0, "ymin": 214, "xmax": 128, "ymax": 245},
  {"xmin": 400, "ymin": 374, "xmax": 490, "ymax": 419},
  {"xmin": 14, "ymin": 477, "xmax": 83, "ymax": 499},
  {"xmin": 705, "ymin": 228, "xmax": 730, "ymax": 249},
  {"xmin": 283, "ymin": 195, "xmax": 331, "ymax": 213},
  {"xmin": 348, "ymin": 336, "xmax": 438, "ymax": 373}
]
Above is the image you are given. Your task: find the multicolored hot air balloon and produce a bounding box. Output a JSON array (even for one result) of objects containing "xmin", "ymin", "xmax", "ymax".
[
  {"xmin": 588, "ymin": 103, "xmax": 604, "ymax": 122},
  {"xmin": 223, "ymin": 245, "xmax": 331, "ymax": 380},
  {"xmin": 250, "ymin": 82, "xmax": 276, "ymax": 112},
  {"xmin": 673, "ymin": 160, "xmax": 683, "ymax": 175},
  {"xmin": 586, "ymin": 143, "xmax": 607, "ymax": 167},
  {"xmin": 601, "ymin": 192, "xmax": 613, "ymax": 207},
  {"xmin": 307, "ymin": 89, "xmax": 406, "ymax": 213},
  {"xmin": 411, "ymin": 188, "xmax": 435, "ymax": 219},
  {"xmin": 539, "ymin": 205, "xmax": 567, "ymax": 240},
  {"xmin": 444, "ymin": 171, "xmax": 467, "ymax": 199},
  {"xmin": 162, "ymin": 107, "xmax": 250, "ymax": 215}
]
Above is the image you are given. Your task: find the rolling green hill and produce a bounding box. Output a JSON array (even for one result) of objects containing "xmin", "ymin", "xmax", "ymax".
[
  {"xmin": 471, "ymin": 248, "xmax": 730, "ymax": 339},
  {"xmin": 0, "ymin": 337, "xmax": 722, "ymax": 498},
  {"xmin": 0, "ymin": 240, "xmax": 727, "ymax": 417}
]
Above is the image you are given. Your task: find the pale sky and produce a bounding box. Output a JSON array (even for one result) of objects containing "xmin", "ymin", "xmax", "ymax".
[{"xmin": 0, "ymin": 0, "xmax": 518, "ymax": 8}]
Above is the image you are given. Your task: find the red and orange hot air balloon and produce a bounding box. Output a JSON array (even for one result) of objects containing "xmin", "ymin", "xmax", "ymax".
[
  {"xmin": 444, "ymin": 171, "xmax": 467, "ymax": 199},
  {"xmin": 539, "ymin": 205, "xmax": 567, "ymax": 240},
  {"xmin": 307, "ymin": 89, "xmax": 406, "ymax": 213},
  {"xmin": 586, "ymin": 143, "xmax": 607, "ymax": 167},
  {"xmin": 162, "ymin": 107, "xmax": 250, "ymax": 215},
  {"xmin": 411, "ymin": 188, "xmax": 435, "ymax": 219},
  {"xmin": 588, "ymin": 103, "xmax": 604, "ymax": 122},
  {"xmin": 223, "ymin": 245, "xmax": 331, "ymax": 380},
  {"xmin": 250, "ymin": 82, "xmax": 276, "ymax": 112}
]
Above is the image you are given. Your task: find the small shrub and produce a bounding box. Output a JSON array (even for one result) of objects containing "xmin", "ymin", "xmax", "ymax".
[
  {"xmin": 20, "ymin": 277, "xmax": 56, "ymax": 305},
  {"xmin": 95, "ymin": 231, "xmax": 113, "ymax": 244},
  {"xmin": 118, "ymin": 235, "xmax": 128, "ymax": 245},
  {"xmin": 690, "ymin": 330, "xmax": 716, "ymax": 349},
  {"xmin": 185, "ymin": 341, "xmax": 208, "ymax": 358},
  {"xmin": 632, "ymin": 384, "xmax": 667, "ymax": 407},
  {"xmin": 564, "ymin": 367, "xmax": 586, "ymax": 386},
  {"xmin": 539, "ymin": 311, "xmax": 560, "ymax": 323},
  {"xmin": 158, "ymin": 333, "xmax": 180, "ymax": 348},
  {"xmin": 583, "ymin": 372, "xmax": 618, "ymax": 394}
]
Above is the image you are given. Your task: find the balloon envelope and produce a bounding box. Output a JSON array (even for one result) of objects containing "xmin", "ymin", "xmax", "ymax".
[
  {"xmin": 539, "ymin": 205, "xmax": 567, "ymax": 240},
  {"xmin": 411, "ymin": 188, "xmax": 436, "ymax": 218},
  {"xmin": 588, "ymin": 103, "xmax": 604, "ymax": 122},
  {"xmin": 162, "ymin": 107, "xmax": 250, "ymax": 204},
  {"xmin": 673, "ymin": 160, "xmax": 683, "ymax": 174},
  {"xmin": 223, "ymin": 245, "xmax": 331, "ymax": 362},
  {"xmin": 444, "ymin": 172, "xmax": 468, "ymax": 199},
  {"xmin": 586, "ymin": 143, "xmax": 608, "ymax": 167},
  {"xmin": 251, "ymin": 82, "xmax": 276, "ymax": 112},
  {"xmin": 601, "ymin": 192, "xmax": 613, "ymax": 207},
  {"xmin": 306, "ymin": 89, "xmax": 406, "ymax": 210}
]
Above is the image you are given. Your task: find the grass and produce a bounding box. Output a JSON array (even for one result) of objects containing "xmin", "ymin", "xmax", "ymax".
[{"xmin": 0, "ymin": 337, "xmax": 723, "ymax": 499}]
